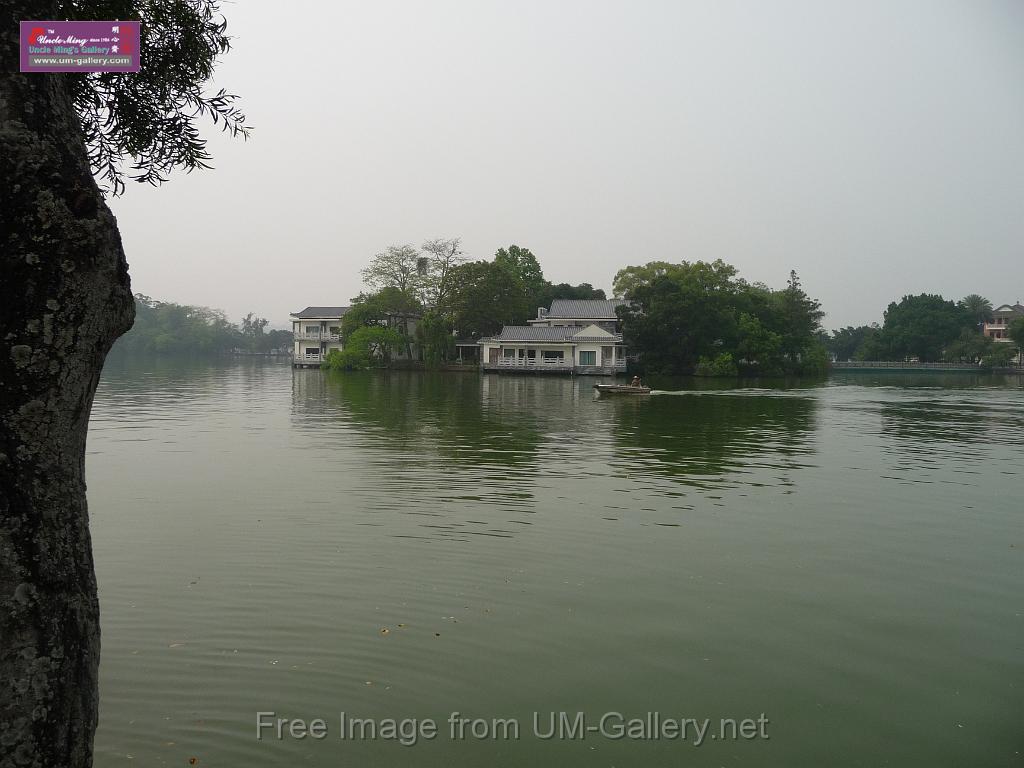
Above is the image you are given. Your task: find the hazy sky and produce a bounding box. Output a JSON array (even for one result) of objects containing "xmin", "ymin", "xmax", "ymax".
[{"xmin": 109, "ymin": 0, "xmax": 1024, "ymax": 329}]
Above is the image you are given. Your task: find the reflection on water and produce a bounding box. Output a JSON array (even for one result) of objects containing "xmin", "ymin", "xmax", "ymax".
[
  {"xmin": 88, "ymin": 361, "xmax": 1024, "ymax": 768},
  {"xmin": 608, "ymin": 391, "xmax": 816, "ymax": 493},
  {"xmin": 290, "ymin": 372, "xmax": 821, "ymax": 530},
  {"xmin": 295, "ymin": 370, "xmax": 546, "ymax": 466},
  {"xmin": 829, "ymin": 371, "xmax": 1024, "ymax": 390}
]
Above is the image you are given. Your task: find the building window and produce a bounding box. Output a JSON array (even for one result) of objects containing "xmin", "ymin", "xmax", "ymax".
[
  {"xmin": 579, "ymin": 351, "xmax": 596, "ymax": 365},
  {"xmin": 305, "ymin": 326, "xmax": 320, "ymax": 334},
  {"xmin": 543, "ymin": 350, "xmax": 564, "ymax": 359},
  {"xmin": 304, "ymin": 347, "xmax": 320, "ymax": 355}
]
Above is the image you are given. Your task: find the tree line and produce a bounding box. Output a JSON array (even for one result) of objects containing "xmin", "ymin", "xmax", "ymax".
[
  {"xmin": 116, "ymin": 267, "xmax": 1021, "ymax": 375},
  {"xmin": 614, "ymin": 261, "xmax": 827, "ymax": 377},
  {"xmin": 326, "ymin": 239, "xmax": 605, "ymax": 370},
  {"xmin": 111, "ymin": 294, "xmax": 291, "ymax": 356},
  {"xmin": 823, "ymin": 294, "xmax": 1023, "ymax": 366},
  {"xmin": 332, "ymin": 242, "xmax": 830, "ymax": 377}
]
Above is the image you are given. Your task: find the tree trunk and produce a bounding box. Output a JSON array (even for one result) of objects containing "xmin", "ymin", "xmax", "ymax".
[
  {"xmin": 1, "ymin": 12, "xmax": 135, "ymax": 767},
  {"xmin": 402, "ymin": 317, "xmax": 413, "ymax": 360}
]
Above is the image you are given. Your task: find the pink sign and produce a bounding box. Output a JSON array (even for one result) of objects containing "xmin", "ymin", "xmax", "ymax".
[{"xmin": 20, "ymin": 20, "xmax": 141, "ymax": 73}]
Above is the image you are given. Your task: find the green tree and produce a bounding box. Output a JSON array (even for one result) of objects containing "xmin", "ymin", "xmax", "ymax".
[
  {"xmin": 322, "ymin": 347, "xmax": 370, "ymax": 371},
  {"xmin": 416, "ymin": 310, "xmax": 456, "ymax": 366},
  {"xmin": 612, "ymin": 261, "xmax": 677, "ymax": 298},
  {"xmin": 343, "ymin": 287, "xmax": 422, "ymax": 360},
  {"xmin": 265, "ymin": 328, "xmax": 294, "ymax": 353},
  {"xmin": 325, "ymin": 326, "xmax": 404, "ymax": 369},
  {"xmin": 240, "ymin": 312, "xmax": 269, "ymax": 352},
  {"xmin": 826, "ymin": 325, "xmax": 879, "ymax": 361},
  {"xmin": 350, "ymin": 326, "xmax": 405, "ymax": 365},
  {"xmin": 1, "ymin": 1, "xmax": 246, "ymax": 764},
  {"xmin": 797, "ymin": 342, "xmax": 830, "ymax": 375},
  {"xmin": 695, "ymin": 352, "xmax": 739, "ymax": 377},
  {"xmin": 361, "ymin": 244, "xmax": 423, "ymax": 297},
  {"xmin": 943, "ymin": 329, "xmax": 992, "ymax": 363},
  {"xmin": 957, "ymin": 294, "xmax": 993, "ymax": 329},
  {"xmin": 979, "ymin": 342, "xmax": 1017, "ymax": 368},
  {"xmin": 855, "ymin": 326, "xmax": 889, "ymax": 360},
  {"xmin": 619, "ymin": 262, "xmax": 826, "ymax": 375},
  {"xmin": 535, "ymin": 282, "xmax": 607, "ymax": 308},
  {"xmin": 494, "ymin": 244, "xmax": 546, "ymax": 307},
  {"xmin": 72, "ymin": 1, "xmax": 250, "ymax": 194},
  {"xmin": 1008, "ymin": 317, "xmax": 1024, "ymax": 366},
  {"xmin": 449, "ymin": 260, "xmax": 526, "ymax": 338},
  {"xmin": 1009, "ymin": 316, "xmax": 1024, "ymax": 347},
  {"xmin": 420, "ymin": 238, "xmax": 466, "ymax": 313},
  {"xmin": 110, "ymin": 296, "xmax": 284, "ymax": 356},
  {"xmin": 736, "ymin": 313, "xmax": 783, "ymax": 373},
  {"xmin": 875, "ymin": 294, "xmax": 972, "ymax": 362},
  {"xmin": 773, "ymin": 271, "xmax": 825, "ymax": 363},
  {"xmin": 618, "ymin": 260, "xmax": 743, "ymax": 374}
]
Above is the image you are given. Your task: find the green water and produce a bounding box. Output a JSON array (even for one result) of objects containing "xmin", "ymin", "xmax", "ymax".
[{"xmin": 88, "ymin": 360, "xmax": 1024, "ymax": 767}]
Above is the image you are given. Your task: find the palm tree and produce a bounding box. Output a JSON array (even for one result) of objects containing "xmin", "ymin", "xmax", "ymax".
[{"xmin": 959, "ymin": 294, "xmax": 993, "ymax": 329}]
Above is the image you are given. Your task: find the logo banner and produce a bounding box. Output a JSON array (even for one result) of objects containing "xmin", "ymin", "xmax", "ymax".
[{"xmin": 21, "ymin": 21, "xmax": 141, "ymax": 73}]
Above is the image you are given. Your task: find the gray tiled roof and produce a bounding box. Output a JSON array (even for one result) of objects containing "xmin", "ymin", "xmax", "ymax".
[
  {"xmin": 546, "ymin": 299, "xmax": 626, "ymax": 319},
  {"xmin": 497, "ymin": 326, "xmax": 579, "ymax": 341},
  {"xmin": 292, "ymin": 306, "xmax": 350, "ymax": 318},
  {"xmin": 493, "ymin": 326, "xmax": 622, "ymax": 342}
]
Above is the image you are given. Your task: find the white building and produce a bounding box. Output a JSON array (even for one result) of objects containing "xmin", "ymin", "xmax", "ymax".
[
  {"xmin": 479, "ymin": 299, "xmax": 629, "ymax": 375},
  {"xmin": 984, "ymin": 302, "xmax": 1024, "ymax": 364},
  {"xmin": 983, "ymin": 303, "xmax": 1023, "ymax": 342},
  {"xmin": 290, "ymin": 305, "xmax": 425, "ymax": 367},
  {"xmin": 290, "ymin": 306, "xmax": 348, "ymax": 367}
]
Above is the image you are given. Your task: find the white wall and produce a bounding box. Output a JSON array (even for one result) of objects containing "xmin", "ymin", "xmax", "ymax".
[{"xmin": 479, "ymin": 340, "xmax": 624, "ymax": 367}]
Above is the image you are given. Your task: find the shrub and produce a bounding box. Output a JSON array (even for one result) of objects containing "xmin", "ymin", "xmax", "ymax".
[
  {"xmin": 322, "ymin": 348, "xmax": 370, "ymax": 371},
  {"xmin": 794, "ymin": 342, "xmax": 830, "ymax": 376},
  {"xmin": 980, "ymin": 343, "xmax": 1018, "ymax": 368},
  {"xmin": 695, "ymin": 352, "xmax": 739, "ymax": 377}
]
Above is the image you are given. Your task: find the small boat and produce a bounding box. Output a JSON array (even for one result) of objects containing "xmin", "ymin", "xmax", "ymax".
[{"xmin": 593, "ymin": 383, "xmax": 652, "ymax": 396}]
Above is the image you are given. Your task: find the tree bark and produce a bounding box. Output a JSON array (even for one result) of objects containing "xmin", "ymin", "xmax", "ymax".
[{"xmin": 1, "ymin": 9, "xmax": 135, "ymax": 767}]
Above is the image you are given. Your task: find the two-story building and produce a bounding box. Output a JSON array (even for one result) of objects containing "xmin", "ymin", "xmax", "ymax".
[
  {"xmin": 983, "ymin": 303, "xmax": 1024, "ymax": 341},
  {"xmin": 290, "ymin": 306, "xmax": 348, "ymax": 367},
  {"xmin": 479, "ymin": 299, "xmax": 629, "ymax": 375},
  {"xmin": 290, "ymin": 305, "xmax": 424, "ymax": 366}
]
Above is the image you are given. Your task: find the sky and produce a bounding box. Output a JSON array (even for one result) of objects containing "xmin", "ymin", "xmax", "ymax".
[{"xmin": 109, "ymin": 0, "xmax": 1024, "ymax": 329}]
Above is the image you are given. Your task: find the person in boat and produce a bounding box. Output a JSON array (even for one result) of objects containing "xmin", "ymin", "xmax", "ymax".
[{"xmin": 630, "ymin": 375, "xmax": 642, "ymax": 388}]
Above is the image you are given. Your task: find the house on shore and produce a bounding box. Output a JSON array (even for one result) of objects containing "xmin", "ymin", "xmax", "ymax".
[
  {"xmin": 985, "ymin": 302, "xmax": 1024, "ymax": 364},
  {"xmin": 479, "ymin": 299, "xmax": 629, "ymax": 375},
  {"xmin": 984, "ymin": 303, "xmax": 1023, "ymax": 342},
  {"xmin": 290, "ymin": 305, "xmax": 425, "ymax": 367},
  {"xmin": 291, "ymin": 306, "xmax": 349, "ymax": 366}
]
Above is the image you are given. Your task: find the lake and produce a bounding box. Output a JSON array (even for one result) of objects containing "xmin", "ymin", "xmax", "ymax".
[{"xmin": 88, "ymin": 359, "xmax": 1024, "ymax": 767}]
